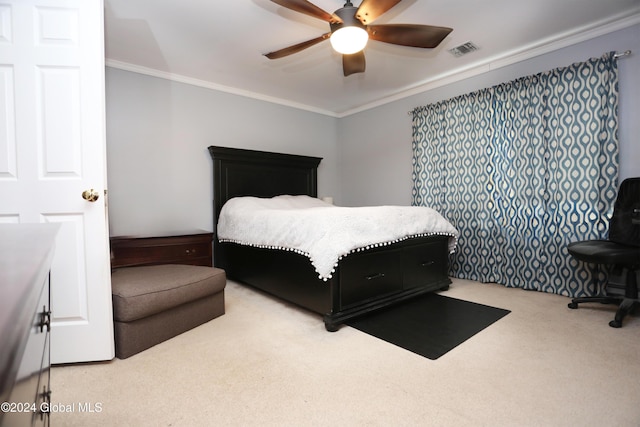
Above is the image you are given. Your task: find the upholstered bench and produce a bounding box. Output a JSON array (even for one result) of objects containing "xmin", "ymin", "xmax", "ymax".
[
  {"xmin": 111, "ymin": 264, "xmax": 225, "ymax": 359},
  {"xmin": 110, "ymin": 231, "xmax": 226, "ymax": 359}
]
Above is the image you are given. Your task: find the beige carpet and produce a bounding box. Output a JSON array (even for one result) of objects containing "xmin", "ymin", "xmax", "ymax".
[{"xmin": 51, "ymin": 278, "xmax": 640, "ymax": 426}]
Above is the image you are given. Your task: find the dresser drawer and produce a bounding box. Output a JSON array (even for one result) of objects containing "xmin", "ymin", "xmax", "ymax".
[
  {"xmin": 402, "ymin": 239, "xmax": 448, "ymax": 289},
  {"xmin": 339, "ymin": 249, "xmax": 402, "ymax": 309}
]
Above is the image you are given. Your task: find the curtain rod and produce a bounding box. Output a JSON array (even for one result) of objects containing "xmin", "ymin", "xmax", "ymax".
[{"xmin": 408, "ymin": 50, "xmax": 632, "ymax": 116}]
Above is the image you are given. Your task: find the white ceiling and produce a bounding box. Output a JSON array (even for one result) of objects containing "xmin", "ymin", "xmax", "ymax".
[{"xmin": 104, "ymin": 0, "xmax": 640, "ymax": 117}]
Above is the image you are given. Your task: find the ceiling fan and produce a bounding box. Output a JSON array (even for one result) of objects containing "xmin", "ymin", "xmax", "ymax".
[{"xmin": 264, "ymin": 0, "xmax": 453, "ymax": 76}]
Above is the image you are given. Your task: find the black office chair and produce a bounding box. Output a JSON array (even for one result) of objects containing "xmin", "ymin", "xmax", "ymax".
[{"xmin": 567, "ymin": 177, "xmax": 640, "ymax": 328}]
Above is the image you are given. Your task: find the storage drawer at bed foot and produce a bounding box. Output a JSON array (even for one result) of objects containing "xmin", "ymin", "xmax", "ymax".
[
  {"xmin": 110, "ymin": 232, "xmax": 214, "ymax": 268},
  {"xmin": 142, "ymin": 243, "xmax": 210, "ymax": 263},
  {"xmin": 402, "ymin": 240, "xmax": 448, "ymax": 289},
  {"xmin": 339, "ymin": 249, "xmax": 402, "ymax": 309}
]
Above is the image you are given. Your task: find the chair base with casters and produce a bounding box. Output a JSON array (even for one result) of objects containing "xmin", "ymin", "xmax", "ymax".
[{"xmin": 567, "ymin": 240, "xmax": 639, "ymax": 328}]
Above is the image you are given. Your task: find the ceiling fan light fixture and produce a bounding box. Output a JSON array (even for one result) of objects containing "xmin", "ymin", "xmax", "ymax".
[
  {"xmin": 330, "ymin": 26, "xmax": 369, "ymax": 54},
  {"xmin": 329, "ymin": 4, "xmax": 368, "ymax": 55},
  {"xmin": 265, "ymin": 0, "xmax": 454, "ymax": 76}
]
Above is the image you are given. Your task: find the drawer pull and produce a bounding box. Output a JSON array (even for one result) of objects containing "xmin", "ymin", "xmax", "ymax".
[
  {"xmin": 421, "ymin": 261, "xmax": 435, "ymax": 267},
  {"xmin": 365, "ymin": 272, "xmax": 386, "ymax": 281},
  {"xmin": 38, "ymin": 385, "xmax": 52, "ymax": 420},
  {"xmin": 38, "ymin": 306, "xmax": 51, "ymax": 333},
  {"xmin": 185, "ymin": 249, "xmax": 197, "ymax": 255}
]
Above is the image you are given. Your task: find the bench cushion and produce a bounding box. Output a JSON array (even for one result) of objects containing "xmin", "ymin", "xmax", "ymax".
[{"xmin": 111, "ymin": 264, "xmax": 226, "ymax": 322}]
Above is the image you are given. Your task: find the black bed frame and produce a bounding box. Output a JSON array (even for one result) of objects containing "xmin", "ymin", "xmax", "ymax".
[{"xmin": 208, "ymin": 146, "xmax": 451, "ymax": 331}]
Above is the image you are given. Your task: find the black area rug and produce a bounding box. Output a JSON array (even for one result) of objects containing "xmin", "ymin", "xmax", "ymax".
[{"xmin": 347, "ymin": 293, "xmax": 510, "ymax": 360}]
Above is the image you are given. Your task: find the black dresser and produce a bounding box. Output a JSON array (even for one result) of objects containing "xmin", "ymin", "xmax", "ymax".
[{"xmin": 0, "ymin": 224, "xmax": 59, "ymax": 427}]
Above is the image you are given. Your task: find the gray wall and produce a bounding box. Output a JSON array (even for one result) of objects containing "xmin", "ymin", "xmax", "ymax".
[
  {"xmin": 106, "ymin": 70, "xmax": 339, "ymax": 236},
  {"xmin": 339, "ymin": 24, "xmax": 640, "ymax": 206},
  {"xmin": 106, "ymin": 24, "xmax": 639, "ymax": 235}
]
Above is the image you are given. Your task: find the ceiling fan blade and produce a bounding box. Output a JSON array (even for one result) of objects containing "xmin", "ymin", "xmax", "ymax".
[
  {"xmin": 264, "ymin": 33, "xmax": 330, "ymax": 59},
  {"xmin": 342, "ymin": 51, "xmax": 366, "ymax": 76},
  {"xmin": 368, "ymin": 24, "xmax": 453, "ymax": 48},
  {"xmin": 355, "ymin": 0, "xmax": 402, "ymax": 24},
  {"xmin": 270, "ymin": 0, "xmax": 341, "ymax": 23}
]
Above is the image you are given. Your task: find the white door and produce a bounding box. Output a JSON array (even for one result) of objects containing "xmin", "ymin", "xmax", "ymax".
[{"xmin": 0, "ymin": 0, "xmax": 114, "ymax": 362}]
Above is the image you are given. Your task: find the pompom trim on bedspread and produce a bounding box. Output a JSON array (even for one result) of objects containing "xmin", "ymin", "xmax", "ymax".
[{"xmin": 219, "ymin": 231, "xmax": 458, "ymax": 281}]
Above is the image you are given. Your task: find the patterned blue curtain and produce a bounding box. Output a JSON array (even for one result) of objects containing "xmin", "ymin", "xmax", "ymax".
[{"xmin": 411, "ymin": 52, "xmax": 619, "ymax": 297}]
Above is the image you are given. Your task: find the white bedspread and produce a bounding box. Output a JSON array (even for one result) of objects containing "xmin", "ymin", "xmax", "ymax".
[{"xmin": 217, "ymin": 195, "xmax": 459, "ymax": 280}]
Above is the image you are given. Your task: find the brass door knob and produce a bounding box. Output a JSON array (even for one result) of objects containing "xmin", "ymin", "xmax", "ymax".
[{"xmin": 82, "ymin": 189, "xmax": 100, "ymax": 202}]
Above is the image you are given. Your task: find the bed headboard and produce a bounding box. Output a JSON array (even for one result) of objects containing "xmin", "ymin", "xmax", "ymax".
[{"xmin": 207, "ymin": 146, "xmax": 322, "ymax": 266}]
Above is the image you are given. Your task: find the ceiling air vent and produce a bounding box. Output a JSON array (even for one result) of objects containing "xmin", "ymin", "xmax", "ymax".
[{"xmin": 448, "ymin": 41, "xmax": 479, "ymax": 57}]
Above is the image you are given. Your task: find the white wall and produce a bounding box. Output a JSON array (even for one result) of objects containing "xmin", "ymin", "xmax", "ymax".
[
  {"xmin": 339, "ymin": 24, "xmax": 640, "ymax": 206},
  {"xmin": 105, "ymin": 69, "xmax": 339, "ymax": 236}
]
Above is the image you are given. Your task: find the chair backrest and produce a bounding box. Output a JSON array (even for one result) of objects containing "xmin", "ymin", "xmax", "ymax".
[{"xmin": 609, "ymin": 177, "xmax": 640, "ymax": 247}]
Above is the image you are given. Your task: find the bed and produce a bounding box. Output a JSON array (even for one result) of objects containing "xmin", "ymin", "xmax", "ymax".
[{"xmin": 208, "ymin": 146, "xmax": 457, "ymax": 331}]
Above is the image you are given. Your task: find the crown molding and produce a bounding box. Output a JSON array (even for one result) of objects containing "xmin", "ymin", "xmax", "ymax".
[
  {"xmin": 106, "ymin": 12, "xmax": 639, "ymax": 119},
  {"xmin": 104, "ymin": 59, "xmax": 340, "ymax": 117}
]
